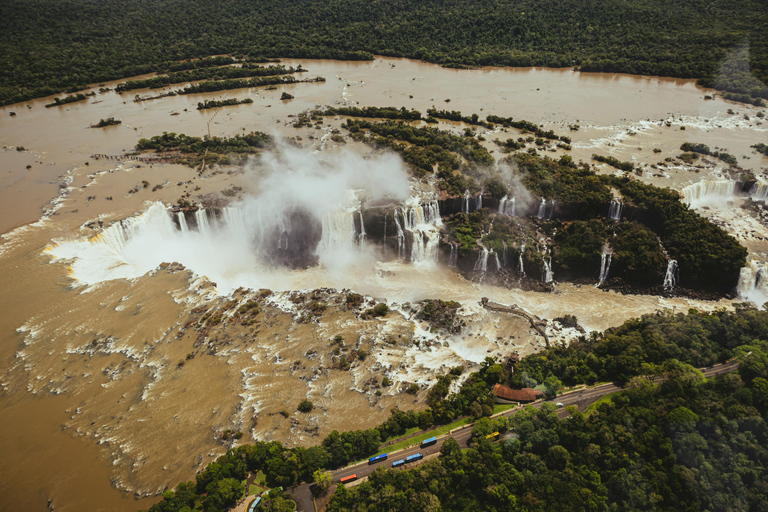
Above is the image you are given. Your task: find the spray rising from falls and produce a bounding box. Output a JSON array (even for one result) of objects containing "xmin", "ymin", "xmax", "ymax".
[
  {"xmin": 48, "ymin": 145, "xmax": 416, "ymax": 291},
  {"xmin": 663, "ymin": 259, "xmax": 678, "ymax": 291}
]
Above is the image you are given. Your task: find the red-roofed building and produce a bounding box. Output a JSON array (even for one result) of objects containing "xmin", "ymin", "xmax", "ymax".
[{"xmin": 492, "ymin": 383, "xmax": 544, "ymax": 403}]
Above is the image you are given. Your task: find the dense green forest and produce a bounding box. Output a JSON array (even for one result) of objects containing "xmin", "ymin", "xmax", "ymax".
[
  {"xmin": 1, "ymin": 0, "xmax": 767, "ymax": 106},
  {"xmin": 144, "ymin": 306, "xmax": 768, "ymax": 512}
]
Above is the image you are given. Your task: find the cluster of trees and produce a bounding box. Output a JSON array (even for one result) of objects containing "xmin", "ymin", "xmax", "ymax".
[
  {"xmin": 176, "ymin": 75, "xmax": 323, "ymax": 95},
  {"xmin": 486, "ymin": 115, "xmax": 570, "ymax": 143},
  {"xmin": 427, "ymin": 109, "xmax": 494, "ymax": 129},
  {"xmin": 591, "ymin": 153, "xmax": 634, "ymax": 172},
  {"xmin": 135, "ymin": 131, "xmax": 271, "ymax": 167},
  {"xmin": 2, "ymin": 0, "xmax": 766, "ymax": 106},
  {"xmin": 755, "ymin": 143, "xmax": 768, "ymax": 156},
  {"xmin": 196, "ymin": 98, "xmax": 253, "ymax": 110},
  {"xmin": 322, "ymin": 106, "xmax": 422, "ymax": 121},
  {"xmin": 44, "ymin": 92, "xmax": 94, "ymax": 108},
  {"xmin": 115, "ymin": 64, "xmax": 296, "ymax": 92},
  {"xmin": 344, "ymin": 119, "xmax": 492, "ymax": 178},
  {"xmin": 680, "ymin": 142, "xmax": 738, "ymax": 165},
  {"xmin": 517, "ymin": 306, "xmax": 768, "ymax": 387},
  {"xmin": 92, "ymin": 117, "xmax": 121, "ymax": 127},
  {"xmin": 328, "ymin": 359, "xmax": 768, "ymax": 511}
]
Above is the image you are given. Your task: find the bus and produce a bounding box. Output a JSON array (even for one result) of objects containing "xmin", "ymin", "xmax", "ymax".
[
  {"xmin": 368, "ymin": 453, "xmax": 388, "ymax": 465},
  {"xmin": 405, "ymin": 453, "xmax": 423, "ymax": 463},
  {"xmin": 392, "ymin": 459, "xmax": 405, "ymax": 468},
  {"xmin": 339, "ymin": 474, "xmax": 357, "ymax": 484},
  {"xmin": 420, "ymin": 436, "xmax": 437, "ymax": 448}
]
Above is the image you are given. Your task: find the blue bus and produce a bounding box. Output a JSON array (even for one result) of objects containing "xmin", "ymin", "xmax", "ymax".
[
  {"xmin": 247, "ymin": 496, "xmax": 261, "ymax": 512},
  {"xmin": 420, "ymin": 437, "xmax": 437, "ymax": 448},
  {"xmin": 405, "ymin": 453, "xmax": 423, "ymax": 463},
  {"xmin": 368, "ymin": 453, "xmax": 388, "ymax": 465},
  {"xmin": 391, "ymin": 459, "xmax": 405, "ymax": 468}
]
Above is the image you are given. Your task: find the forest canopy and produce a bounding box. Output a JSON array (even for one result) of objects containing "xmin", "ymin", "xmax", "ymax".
[{"xmin": 0, "ymin": 0, "xmax": 767, "ymax": 105}]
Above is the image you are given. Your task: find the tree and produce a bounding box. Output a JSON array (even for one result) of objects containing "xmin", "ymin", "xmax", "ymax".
[
  {"xmin": 543, "ymin": 375, "xmax": 563, "ymax": 398},
  {"xmin": 298, "ymin": 399, "xmax": 313, "ymax": 413},
  {"xmin": 312, "ymin": 469, "xmax": 333, "ymax": 496}
]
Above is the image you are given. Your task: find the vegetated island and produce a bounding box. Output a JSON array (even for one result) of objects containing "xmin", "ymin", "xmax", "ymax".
[
  {"xmin": 143, "ymin": 304, "xmax": 768, "ymax": 512},
  {"xmin": 90, "ymin": 117, "xmax": 121, "ymax": 128},
  {"xmin": 1, "ymin": 0, "xmax": 766, "ymax": 106},
  {"xmin": 196, "ymin": 98, "xmax": 253, "ymax": 110}
]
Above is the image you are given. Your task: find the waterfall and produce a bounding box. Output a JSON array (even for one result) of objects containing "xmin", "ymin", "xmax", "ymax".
[
  {"xmin": 318, "ymin": 211, "xmax": 357, "ymax": 255},
  {"xmin": 608, "ymin": 200, "xmax": 622, "ymax": 221},
  {"xmin": 474, "ymin": 247, "xmax": 489, "ymax": 272},
  {"xmin": 498, "ymin": 196, "xmax": 516, "ymax": 216},
  {"xmin": 195, "ymin": 209, "xmax": 211, "ymax": 236},
  {"xmin": 547, "ymin": 200, "xmax": 556, "ymax": 219},
  {"xmin": 177, "ymin": 212, "xmax": 188, "ymax": 232},
  {"xmin": 680, "ymin": 180, "xmax": 739, "ymax": 206},
  {"xmin": 518, "ymin": 244, "xmax": 526, "ymax": 276},
  {"xmin": 537, "ymin": 198, "xmax": 546, "ymax": 219},
  {"xmin": 462, "ymin": 189, "xmax": 471, "ymax": 214},
  {"xmin": 399, "ymin": 201, "xmax": 442, "ymax": 263},
  {"xmin": 449, "ymin": 244, "xmax": 458, "ymax": 267},
  {"xmin": 738, "ymin": 260, "xmax": 768, "ymax": 305},
  {"xmin": 383, "ymin": 214, "xmax": 387, "ymax": 241},
  {"xmin": 663, "ymin": 259, "xmax": 678, "ymax": 290},
  {"xmin": 502, "ymin": 245, "xmax": 508, "ymax": 267},
  {"xmin": 476, "ymin": 189, "xmax": 483, "ymax": 210},
  {"xmin": 358, "ymin": 211, "xmax": 366, "ymax": 247},
  {"xmin": 598, "ymin": 247, "xmax": 612, "ymax": 284},
  {"xmin": 493, "ymin": 251, "xmax": 501, "ymax": 271},
  {"xmin": 542, "ymin": 257, "xmax": 554, "ymax": 283},
  {"xmin": 750, "ymin": 182, "xmax": 768, "ymax": 201},
  {"xmin": 394, "ymin": 213, "xmax": 405, "ymax": 259}
]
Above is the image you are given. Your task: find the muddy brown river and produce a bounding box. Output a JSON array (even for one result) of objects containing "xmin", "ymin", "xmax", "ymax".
[{"xmin": 0, "ymin": 57, "xmax": 766, "ymax": 512}]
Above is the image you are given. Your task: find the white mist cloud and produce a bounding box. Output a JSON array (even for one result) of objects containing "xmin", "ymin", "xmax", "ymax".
[{"xmin": 48, "ymin": 143, "xmax": 413, "ymax": 292}]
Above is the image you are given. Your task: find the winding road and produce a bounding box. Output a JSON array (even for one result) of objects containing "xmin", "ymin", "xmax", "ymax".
[{"xmin": 286, "ymin": 361, "xmax": 740, "ymax": 511}]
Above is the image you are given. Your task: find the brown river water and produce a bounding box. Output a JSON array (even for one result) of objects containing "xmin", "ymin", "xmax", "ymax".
[{"xmin": 0, "ymin": 57, "xmax": 766, "ymax": 512}]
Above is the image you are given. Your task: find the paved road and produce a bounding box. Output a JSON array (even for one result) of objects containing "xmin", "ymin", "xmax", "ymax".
[{"xmin": 286, "ymin": 362, "xmax": 739, "ymax": 511}]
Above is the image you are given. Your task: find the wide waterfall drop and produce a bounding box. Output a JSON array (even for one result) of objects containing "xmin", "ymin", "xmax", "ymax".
[
  {"xmin": 399, "ymin": 200, "xmax": 442, "ymax": 264},
  {"xmin": 542, "ymin": 257, "xmax": 554, "ymax": 283},
  {"xmin": 598, "ymin": 246, "xmax": 612, "ymax": 284},
  {"xmin": 518, "ymin": 244, "xmax": 526, "ymax": 275},
  {"xmin": 462, "ymin": 189, "xmax": 471, "ymax": 214},
  {"xmin": 474, "ymin": 247, "xmax": 489, "ymax": 272},
  {"xmin": 608, "ymin": 200, "xmax": 622, "ymax": 221},
  {"xmin": 737, "ymin": 260, "xmax": 768, "ymax": 306},
  {"xmin": 680, "ymin": 180, "xmax": 739, "ymax": 208},
  {"xmin": 663, "ymin": 259, "xmax": 678, "ymax": 291},
  {"xmin": 318, "ymin": 211, "xmax": 357, "ymax": 254},
  {"xmin": 498, "ymin": 196, "xmax": 516, "ymax": 216},
  {"xmin": 449, "ymin": 244, "xmax": 458, "ymax": 267}
]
